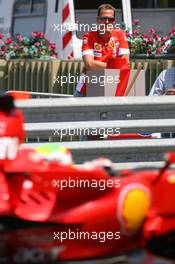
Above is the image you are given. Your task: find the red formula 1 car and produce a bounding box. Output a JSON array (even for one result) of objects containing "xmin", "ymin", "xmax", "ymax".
[{"xmin": 0, "ymin": 95, "xmax": 175, "ymax": 263}]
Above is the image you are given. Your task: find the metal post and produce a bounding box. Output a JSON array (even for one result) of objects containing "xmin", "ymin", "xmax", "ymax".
[{"xmin": 121, "ymin": 0, "xmax": 132, "ymax": 33}]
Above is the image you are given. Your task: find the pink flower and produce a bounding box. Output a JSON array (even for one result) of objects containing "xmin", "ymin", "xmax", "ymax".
[
  {"xmin": 32, "ymin": 32, "xmax": 44, "ymax": 38},
  {"xmin": 156, "ymin": 48, "xmax": 162, "ymax": 54},
  {"xmin": 14, "ymin": 44, "xmax": 18, "ymax": 49},
  {"xmin": 17, "ymin": 34, "xmax": 22, "ymax": 42},
  {"xmin": 47, "ymin": 43, "xmax": 56, "ymax": 51},
  {"xmin": 0, "ymin": 33, "xmax": 4, "ymax": 39},
  {"xmin": 32, "ymin": 32, "xmax": 37, "ymax": 38},
  {"xmin": 147, "ymin": 48, "xmax": 152, "ymax": 54},
  {"xmin": 133, "ymin": 19, "xmax": 139, "ymax": 26},
  {"xmin": 35, "ymin": 42, "xmax": 41, "ymax": 47},
  {"xmin": 38, "ymin": 32, "xmax": 44, "ymax": 38},
  {"xmin": 148, "ymin": 28, "xmax": 156, "ymax": 35},
  {"xmin": 141, "ymin": 33, "xmax": 148, "ymax": 39},
  {"xmin": 169, "ymin": 26, "xmax": 175, "ymax": 35},
  {"xmin": 162, "ymin": 36, "xmax": 168, "ymax": 42},
  {"xmin": 153, "ymin": 34, "xmax": 160, "ymax": 41},
  {"xmin": 5, "ymin": 38, "xmax": 12, "ymax": 45},
  {"xmin": 147, "ymin": 37, "xmax": 153, "ymax": 44},
  {"xmin": 47, "ymin": 44, "xmax": 52, "ymax": 50},
  {"xmin": 133, "ymin": 29, "xmax": 140, "ymax": 35},
  {"xmin": 50, "ymin": 43, "xmax": 56, "ymax": 50}
]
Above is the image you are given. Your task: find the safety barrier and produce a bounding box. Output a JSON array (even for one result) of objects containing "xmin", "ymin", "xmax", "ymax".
[
  {"xmin": 17, "ymin": 96, "xmax": 175, "ymax": 164},
  {"xmin": 23, "ymin": 139, "xmax": 175, "ymax": 164},
  {"xmin": 1, "ymin": 58, "xmax": 175, "ymax": 95}
]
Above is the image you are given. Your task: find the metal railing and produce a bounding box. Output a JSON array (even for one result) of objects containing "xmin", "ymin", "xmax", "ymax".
[
  {"xmin": 17, "ymin": 96, "xmax": 175, "ymax": 122},
  {"xmin": 24, "ymin": 139, "xmax": 175, "ymax": 164},
  {"xmin": 17, "ymin": 96, "xmax": 175, "ymax": 164}
]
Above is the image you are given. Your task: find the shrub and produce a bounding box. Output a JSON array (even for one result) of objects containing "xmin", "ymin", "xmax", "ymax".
[
  {"xmin": 0, "ymin": 32, "xmax": 57, "ymax": 60},
  {"xmin": 125, "ymin": 20, "xmax": 175, "ymax": 56}
]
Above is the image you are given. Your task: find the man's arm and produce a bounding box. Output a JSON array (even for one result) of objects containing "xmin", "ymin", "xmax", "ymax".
[
  {"xmin": 82, "ymin": 32, "xmax": 112, "ymax": 70},
  {"xmin": 82, "ymin": 30, "xmax": 130, "ymax": 71},
  {"xmin": 120, "ymin": 54, "xmax": 129, "ymax": 63},
  {"xmin": 83, "ymin": 55, "xmax": 107, "ymax": 70},
  {"xmin": 83, "ymin": 52, "xmax": 130, "ymax": 71},
  {"xmin": 118, "ymin": 29, "xmax": 130, "ymax": 64},
  {"xmin": 82, "ymin": 32, "xmax": 107, "ymax": 70}
]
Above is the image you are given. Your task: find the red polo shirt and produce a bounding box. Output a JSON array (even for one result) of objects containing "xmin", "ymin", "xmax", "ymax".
[
  {"xmin": 76, "ymin": 29, "xmax": 129, "ymax": 95},
  {"xmin": 82, "ymin": 29, "xmax": 129, "ymax": 61}
]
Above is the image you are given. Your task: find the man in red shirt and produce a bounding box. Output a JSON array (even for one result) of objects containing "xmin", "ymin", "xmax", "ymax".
[{"xmin": 76, "ymin": 3, "xmax": 130, "ymax": 96}]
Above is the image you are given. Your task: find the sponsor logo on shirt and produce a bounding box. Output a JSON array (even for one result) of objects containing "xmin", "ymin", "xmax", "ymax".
[
  {"xmin": 94, "ymin": 42, "xmax": 102, "ymax": 52},
  {"xmin": 108, "ymin": 37, "xmax": 115, "ymax": 48},
  {"xmin": 94, "ymin": 52, "xmax": 102, "ymax": 57}
]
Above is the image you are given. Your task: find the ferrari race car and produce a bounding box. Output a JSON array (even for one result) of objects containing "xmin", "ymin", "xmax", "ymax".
[{"xmin": 0, "ymin": 94, "xmax": 175, "ymax": 263}]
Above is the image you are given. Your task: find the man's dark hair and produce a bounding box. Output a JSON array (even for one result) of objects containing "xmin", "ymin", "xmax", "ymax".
[{"xmin": 97, "ymin": 4, "xmax": 116, "ymax": 17}]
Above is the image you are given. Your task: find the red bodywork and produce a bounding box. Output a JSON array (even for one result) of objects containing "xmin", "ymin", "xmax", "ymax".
[
  {"xmin": 0, "ymin": 148, "xmax": 175, "ymax": 262},
  {"xmin": 0, "ymin": 95, "xmax": 174, "ymax": 263}
]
